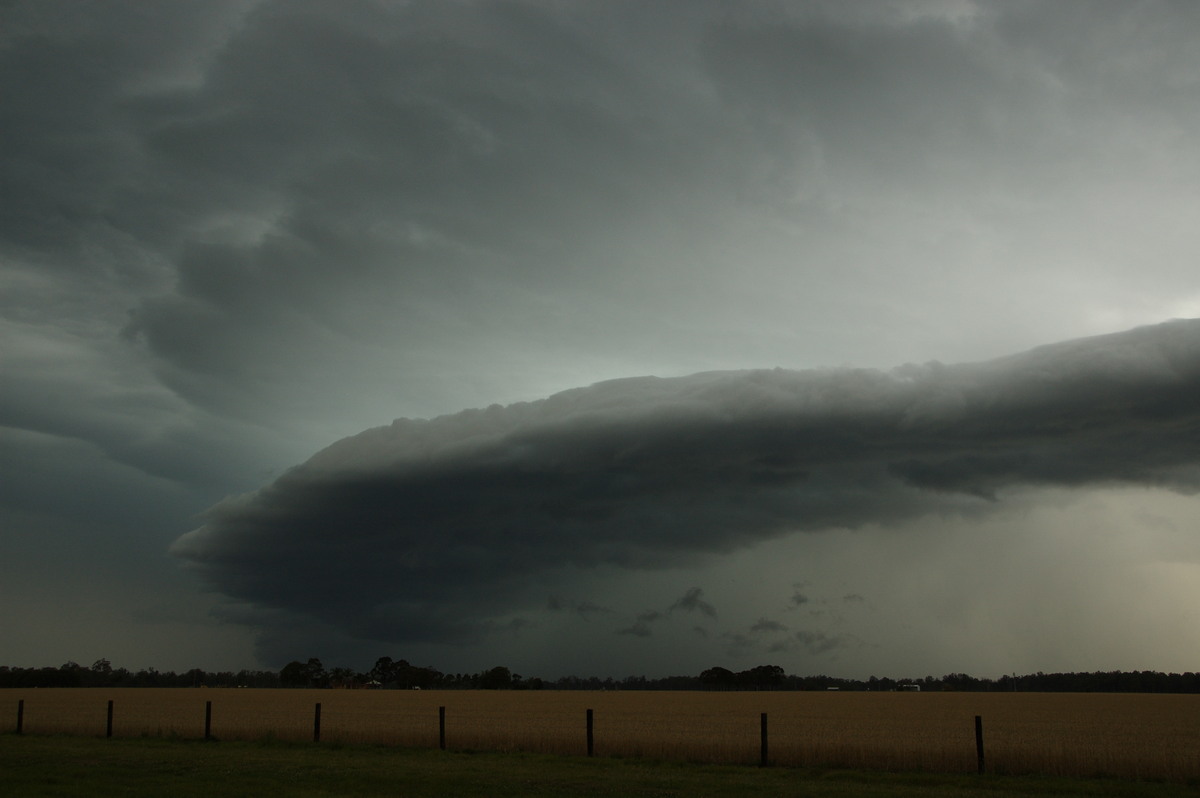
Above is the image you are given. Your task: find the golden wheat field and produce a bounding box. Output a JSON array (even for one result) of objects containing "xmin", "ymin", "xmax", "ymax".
[{"xmin": 5, "ymin": 689, "xmax": 1200, "ymax": 781}]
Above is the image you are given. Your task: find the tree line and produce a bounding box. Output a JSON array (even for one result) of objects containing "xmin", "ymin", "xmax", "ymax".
[{"xmin": 4, "ymin": 658, "xmax": 1200, "ymax": 693}]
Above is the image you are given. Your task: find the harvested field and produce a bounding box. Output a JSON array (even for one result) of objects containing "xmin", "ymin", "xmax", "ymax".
[{"xmin": 5, "ymin": 689, "xmax": 1199, "ymax": 781}]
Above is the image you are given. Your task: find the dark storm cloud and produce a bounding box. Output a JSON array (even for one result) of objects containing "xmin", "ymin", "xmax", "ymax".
[
  {"xmin": 9, "ymin": 0, "xmax": 1199, "ymax": 437},
  {"xmin": 8, "ymin": 0, "xmax": 1200, "ymax": 675},
  {"xmin": 173, "ymin": 320, "xmax": 1200, "ymax": 648},
  {"xmin": 0, "ymin": 0, "xmax": 252, "ymax": 263}
]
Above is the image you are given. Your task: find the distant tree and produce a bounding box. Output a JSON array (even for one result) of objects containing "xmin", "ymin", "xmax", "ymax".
[
  {"xmin": 409, "ymin": 664, "xmax": 442, "ymax": 690},
  {"xmin": 235, "ymin": 668, "xmax": 280, "ymax": 688},
  {"xmin": 700, "ymin": 666, "xmax": 735, "ymax": 690},
  {"xmin": 367, "ymin": 657, "xmax": 393, "ymax": 684},
  {"xmin": 480, "ymin": 666, "xmax": 513, "ymax": 689},
  {"xmin": 328, "ymin": 667, "xmax": 357, "ymax": 688},
  {"xmin": 738, "ymin": 665, "xmax": 785, "ymax": 690},
  {"xmin": 132, "ymin": 667, "xmax": 162, "ymax": 687},
  {"xmin": 57, "ymin": 661, "xmax": 85, "ymax": 687},
  {"xmin": 304, "ymin": 658, "xmax": 329, "ymax": 688},
  {"xmin": 280, "ymin": 659, "xmax": 328, "ymax": 688},
  {"xmin": 279, "ymin": 661, "xmax": 306, "ymax": 687},
  {"xmin": 13, "ymin": 657, "xmax": 1200, "ymax": 694}
]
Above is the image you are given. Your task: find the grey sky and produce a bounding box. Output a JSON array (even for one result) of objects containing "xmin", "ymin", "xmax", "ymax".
[{"xmin": 3, "ymin": 0, "xmax": 1200, "ymax": 679}]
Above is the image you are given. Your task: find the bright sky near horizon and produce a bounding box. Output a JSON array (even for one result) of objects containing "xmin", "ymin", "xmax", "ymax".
[{"xmin": 4, "ymin": 0, "xmax": 1200, "ymax": 680}]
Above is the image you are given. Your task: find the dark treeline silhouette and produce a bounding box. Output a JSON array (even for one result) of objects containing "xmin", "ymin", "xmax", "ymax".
[
  {"xmin": 5, "ymin": 658, "xmax": 1200, "ymax": 693},
  {"xmin": 0, "ymin": 659, "xmax": 280, "ymax": 689}
]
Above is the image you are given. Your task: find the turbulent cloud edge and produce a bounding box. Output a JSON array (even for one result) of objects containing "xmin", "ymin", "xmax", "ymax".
[{"xmin": 171, "ymin": 319, "xmax": 1200, "ymax": 646}]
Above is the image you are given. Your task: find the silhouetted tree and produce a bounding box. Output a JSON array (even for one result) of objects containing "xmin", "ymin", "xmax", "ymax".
[
  {"xmin": 700, "ymin": 666, "xmax": 735, "ymax": 690},
  {"xmin": 480, "ymin": 665, "xmax": 513, "ymax": 689},
  {"xmin": 280, "ymin": 658, "xmax": 327, "ymax": 688}
]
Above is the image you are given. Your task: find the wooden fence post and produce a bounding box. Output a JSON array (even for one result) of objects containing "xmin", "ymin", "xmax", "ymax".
[
  {"xmin": 204, "ymin": 700, "xmax": 212, "ymax": 741},
  {"xmin": 586, "ymin": 708, "xmax": 594, "ymax": 757},
  {"xmin": 313, "ymin": 702, "xmax": 321, "ymax": 743},
  {"xmin": 439, "ymin": 706, "xmax": 446, "ymax": 750},
  {"xmin": 975, "ymin": 715, "xmax": 985, "ymax": 774},
  {"xmin": 16, "ymin": 699, "xmax": 23, "ymax": 735},
  {"xmin": 760, "ymin": 712, "xmax": 769, "ymax": 767},
  {"xmin": 106, "ymin": 700, "xmax": 114, "ymax": 738}
]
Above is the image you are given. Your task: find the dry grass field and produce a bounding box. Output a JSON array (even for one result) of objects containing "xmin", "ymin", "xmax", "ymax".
[{"xmin": 5, "ymin": 689, "xmax": 1199, "ymax": 782}]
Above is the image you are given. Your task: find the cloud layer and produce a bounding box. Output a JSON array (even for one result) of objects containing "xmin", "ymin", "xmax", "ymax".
[
  {"xmin": 6, "ymin": 1, "xmax": 1200, "ymax": 674},
  {"xmin": 174, "ymin": 319, "xmax": 1200, "ymax": 648}
]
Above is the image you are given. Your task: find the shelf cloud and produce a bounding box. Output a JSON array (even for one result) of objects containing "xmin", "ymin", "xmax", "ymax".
[{"xmin": 173, "ymin": 318, "xmax": 1200, "ymax": 647}]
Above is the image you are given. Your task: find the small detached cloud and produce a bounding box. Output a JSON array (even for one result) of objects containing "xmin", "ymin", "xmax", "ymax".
[
  {"xmin": 669, "ymin": 587, "xmax": 718, "ymax": 619},
  {"xmin": 750, "ymin": 618, "xmax": 789, "ymax": 634},
  {"xmin": 720, "ymin": 632, "xmax": 754, "ymax": 657},
  {"xmin": 794, "ymin": 631, "xmax": 848, "ymax": 655},
  {"xmin": 616, "ymin": 610, "xmax": 664, "ymax": 638},
  {"xmin": 617, "ymin": 621, "xmax": 653, "ymax": 638},
  {"xmin": 547, "ymin": 596, "xmax": 612, "ymax": 620},
  {"xmin": 173, "ymin": 320, "xmax": 1200, "ymax": 652}
]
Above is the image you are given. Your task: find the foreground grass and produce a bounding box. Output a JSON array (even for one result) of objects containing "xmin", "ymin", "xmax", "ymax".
[{"xmin": 1, "ymin": 734, "xmax": 1194, "ymax": 798}]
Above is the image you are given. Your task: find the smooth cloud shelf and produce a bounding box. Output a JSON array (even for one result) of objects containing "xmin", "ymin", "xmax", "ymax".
[{"xmin": 173, "ymin": 318, "xmax": 1200, "ymax": 650}]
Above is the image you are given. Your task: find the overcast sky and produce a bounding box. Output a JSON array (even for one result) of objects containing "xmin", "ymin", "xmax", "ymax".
[{"xmin": 4, "ymin": 0, "xmax": 1200, "ymax": 681}]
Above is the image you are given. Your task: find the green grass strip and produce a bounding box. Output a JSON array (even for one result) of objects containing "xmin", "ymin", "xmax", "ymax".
[{"xmin": 1, "ymin": 734, "xmax": 1195, "ymax": 798}]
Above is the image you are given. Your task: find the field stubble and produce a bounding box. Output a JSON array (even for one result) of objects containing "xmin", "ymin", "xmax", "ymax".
[{"xmin": 4, "ymin": 689, "xmax": 1199, "ymax": 782}]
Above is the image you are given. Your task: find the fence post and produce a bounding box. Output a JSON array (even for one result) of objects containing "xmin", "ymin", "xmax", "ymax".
[
  {"xmin": 975, "ymin": 715, "xmax": 985, "ymax": 774},
  {"xmin": 16, "ymin": 699, "xmax": 23, "ymax": 734},
  {"xmin": 760, "ymin": 712, "xmax": 769, "ymax": 767},
  {"xmin": 313, "ymin": 702, "xmax": 321, "ymax": 743},
  {"xmin": 586, "ymin": 708, "xmax": 594, "ymax": 757},
  {"xmin": 204, "ymin": 700, "xmax": 213, "ymax": 741},
  {"xmin": 106, "ymin": 700, "xmax": 114, "ymax": 738},
  {"xmin": 439, "ymin": 706, "xmax": 446, "ymax": 750}
]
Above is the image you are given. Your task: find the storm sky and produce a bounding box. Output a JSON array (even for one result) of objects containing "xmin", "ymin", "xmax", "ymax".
[{"xmin": 4, "ymin": 0, "xmax": 1200, "ymax": 679}]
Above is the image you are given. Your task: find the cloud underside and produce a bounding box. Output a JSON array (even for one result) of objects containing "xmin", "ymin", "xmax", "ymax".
[{"xmin": 173, "ymin": 319, "xmax": 1200, "ymax": 646}]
